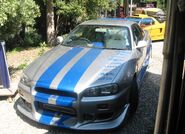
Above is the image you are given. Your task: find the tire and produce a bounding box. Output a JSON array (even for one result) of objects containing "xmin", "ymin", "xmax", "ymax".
[{"xmin": 129, "ymin": 77, "xmax": 139, "ymax": 115}]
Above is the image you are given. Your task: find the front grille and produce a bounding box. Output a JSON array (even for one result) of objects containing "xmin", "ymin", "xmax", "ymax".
[
  {"xmin": 38, "ymin": 102, "xmax": 76, "ymax": 116},
  {"xmin": 35, "ymin": 87, "xmax": 77, "ymax": 99}
]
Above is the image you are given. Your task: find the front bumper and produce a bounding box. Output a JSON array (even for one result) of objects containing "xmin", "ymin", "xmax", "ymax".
[{"xmin": 17, "ymin": 82, "xmax": 130, "ymax": 130}]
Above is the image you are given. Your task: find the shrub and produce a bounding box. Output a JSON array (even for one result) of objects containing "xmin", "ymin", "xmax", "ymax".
[
  {"xmin": 0, "ymin": 0, "xmax": 40, "ymax": 49},
  {"xmin": 23, "ymin": 31, "xmax": 42, "ymax": 47},
  {"xmin": 17, "ymin": 63, "xmax": 28, "ymax": 70},
  {"xmin": 38, "ymin": 42, "xmax": 47, "ymax": 56}
]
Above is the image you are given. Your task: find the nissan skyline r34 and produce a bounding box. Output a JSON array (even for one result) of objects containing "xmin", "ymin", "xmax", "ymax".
[{"xmin": 17, "ymin": 19, "xmax": 152, "ymax": 130}]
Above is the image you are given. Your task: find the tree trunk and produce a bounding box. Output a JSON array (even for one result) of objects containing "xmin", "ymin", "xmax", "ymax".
[
  {"xmin": 124, "ymin": 0, "xmax": 129, "ymax": 17},
  {"xmin": 46, "ymin": 0, "xmax": 55, "ymax": 45}
]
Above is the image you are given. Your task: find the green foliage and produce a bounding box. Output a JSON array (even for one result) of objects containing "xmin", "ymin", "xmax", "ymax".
[
  {"xmin": 11, "ymin": 47, "xmax": 24, "ymax": 54},
  {"xmin": 0, "ymin": 0, "xmax": 40, "ymax": 27},
  {"xmin": 56, "ymin": 1, "xmax": 85, "ymax": 20},
  {"xmin": 54, "ymin": 0, "xmax": 117, "ymax": 35},
  {"xmin": 17, "ymin": 59, "xmax": 29, "ymax": 70},
  {"xmin": 23, "ymin": 31, "xmax": 42, "ymax": 47},
  {"xmin": 17, "ymin": 63, "xmax": 28, "ymax": 70},
  {"xmin": 133, "ymin": 0, "xmax": 141, "ymax": 4},
  {"xmin": 19, "ymin": 0, "xmax": 40, "ymax": 26},
  {"xmin": 38, "ymin": 42, "xmax": 47, "ymax": 56},
  {"xmin": 39, "ymin": 41, "xmax": 47, "ymax": 48},
  {"xmin": 55, "ymin": 0, "xmax": 86, "ymax": 32},
  {"xmin": 0, "ymin": 0, "xmax": 18, "ymax": 26},
  {"xmin": 0, "ymin": 0, "xmax": 40, "ymax": 48},
  {"xmin": 85, "ymin": 0, "xmax": 112, "ymax": 19},
  {"xmin": 156, "ymin": 0, "xmax": 166, "ymax": 10}
]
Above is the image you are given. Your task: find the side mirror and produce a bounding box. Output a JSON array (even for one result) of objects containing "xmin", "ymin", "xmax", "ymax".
[
  {"xmin": 135, "ymin": 41, "xmax": 147, "ymax": 48},
  {"xmin": 56, "ymin": 36, "xmax": 64, "ymax": 45}
]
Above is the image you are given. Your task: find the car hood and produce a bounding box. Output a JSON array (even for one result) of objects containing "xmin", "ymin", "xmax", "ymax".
[{"xmin": 24, "ymin": 46, "xmax": 133, "ymax": 93}]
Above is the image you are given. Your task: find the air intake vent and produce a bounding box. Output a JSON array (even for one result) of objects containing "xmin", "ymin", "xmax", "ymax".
[
  {"xmin": 35, "ymin": 87, "xmax": 77, "ymax": 99},
  {"xmin": 38, "ymin": 102, "xmax": 76, "ymax": 116}
]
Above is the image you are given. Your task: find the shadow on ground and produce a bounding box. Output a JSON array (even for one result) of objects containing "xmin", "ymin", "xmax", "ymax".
[
  {"xmin": 9, "ymin": 66, "xmax": 22, "ymax": 76},
  {"xmin": 13, "ymin": 71, "xmax": 161, "ymax": 134}
]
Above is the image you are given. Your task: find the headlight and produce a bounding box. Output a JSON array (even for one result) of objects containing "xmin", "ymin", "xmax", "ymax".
[
  {"xmin": 20, "ymin": 73, "xmax": 31, "ymax": 86},
  {"xmin": 83, "ymin": 84, "xmax": 119, "ymax": 97}
]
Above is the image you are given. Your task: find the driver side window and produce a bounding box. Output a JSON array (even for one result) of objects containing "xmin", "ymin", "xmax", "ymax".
[{"xmin": 132, "ymin": 25, "xmax": 143, "ymax": 45}]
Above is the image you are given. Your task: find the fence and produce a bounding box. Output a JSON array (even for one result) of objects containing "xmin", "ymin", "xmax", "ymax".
[{"xmin": 0, "ymin": 41, "xmax": 10, "ymax": 89}]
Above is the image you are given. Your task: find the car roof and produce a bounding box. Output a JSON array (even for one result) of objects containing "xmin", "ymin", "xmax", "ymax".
[{"xmin": 80, "ymin": 19, "xmax": 136, "ymax": 27}]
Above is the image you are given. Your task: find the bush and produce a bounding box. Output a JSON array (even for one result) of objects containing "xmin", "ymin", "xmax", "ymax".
[
  {"xmin": 0, "ymin": 0, "xmax": 40, "ymax": 49},
  {"xmin": 17, "ymin": 63, "xmax": 28, "ymax": 70},
  {"xmin": 23, "ymin": 32, "xmax": 42, "ymax": 47}
]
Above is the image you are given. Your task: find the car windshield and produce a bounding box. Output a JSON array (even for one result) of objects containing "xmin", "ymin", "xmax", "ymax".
[
  {"xmin": 62, "ymin": 25, "xmax": 131, "ymax": 50},
  {"xmin": 146, "ymin": 10, "xmax": 165, "ymax": 16},
  {"xmin": 146, "ymin": 11, "xmax": 158, "ymax": 16},
  {"xmin": 133, "ymin": 9, "xmax": 145, "ymax": 15}
]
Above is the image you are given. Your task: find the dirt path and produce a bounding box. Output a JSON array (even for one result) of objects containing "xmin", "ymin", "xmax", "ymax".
[{"xmin": 7, "ymin": 47, "xmax": 51, "ymax": 83}]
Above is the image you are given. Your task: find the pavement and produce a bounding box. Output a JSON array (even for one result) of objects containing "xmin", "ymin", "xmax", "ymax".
[{"xmin": 0, "ymin": 41, "xmax": 164, "ymax": 134}]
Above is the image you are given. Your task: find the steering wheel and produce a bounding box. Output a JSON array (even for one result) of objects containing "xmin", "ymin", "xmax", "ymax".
[{"xmin": 78, "ymin": 38, "xmax": 91, "ymax": 44}]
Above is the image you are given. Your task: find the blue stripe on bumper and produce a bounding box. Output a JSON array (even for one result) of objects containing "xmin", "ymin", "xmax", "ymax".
[
  {"xmin": 39, "ymin": 111, "xmax": 55, "ymax": 124},
  {"xmin": 39, "ymin": 111, "xmax": 71, "ymax": 126},
  {"xmin": 34, "ymin": 92, "xmax": 75, "ymax": 107}
]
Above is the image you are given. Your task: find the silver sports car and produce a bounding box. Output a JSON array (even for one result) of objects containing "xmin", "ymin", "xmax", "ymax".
[{"xmin": 17, "ymin": 19, "xmax": 152, "ymax": 130}]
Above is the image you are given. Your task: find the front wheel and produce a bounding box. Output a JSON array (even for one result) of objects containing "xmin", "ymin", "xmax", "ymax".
[{"xmin": 129, "ymin": 77, "xmax": 139, "ymax": 115}]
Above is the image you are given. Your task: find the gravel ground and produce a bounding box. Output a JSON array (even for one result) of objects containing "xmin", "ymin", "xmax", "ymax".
[{"xmin": 0, "ymin": 42, "xmax": 163, "ymax": 134}]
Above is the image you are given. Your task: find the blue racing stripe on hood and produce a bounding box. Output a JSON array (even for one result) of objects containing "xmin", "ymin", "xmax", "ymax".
[
  {"xmin": 36, "ymin": 47, "xmax": 83, "ymax": 88},
  {"xmin": 57, "ymin": 48, "xmax": 102, "ymax": 92}
]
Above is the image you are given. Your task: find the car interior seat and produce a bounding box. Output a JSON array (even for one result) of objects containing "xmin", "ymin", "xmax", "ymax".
[{"xmin": 105, "ymin": 30, "xmax": 129, "ymax": 49}]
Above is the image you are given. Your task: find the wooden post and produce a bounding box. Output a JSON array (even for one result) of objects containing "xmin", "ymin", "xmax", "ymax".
[{"xmin": 124, "ymin": 0, "xmax": 129, "ymax": 17}]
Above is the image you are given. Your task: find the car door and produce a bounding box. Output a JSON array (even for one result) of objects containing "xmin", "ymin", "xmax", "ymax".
[
  {"xmin": 150, "ymin": 18, "xmax": 164, "ymax": 40},
  {"xmin": 132, "ymin": 24, "xmax": 147, "ymax": 72}
]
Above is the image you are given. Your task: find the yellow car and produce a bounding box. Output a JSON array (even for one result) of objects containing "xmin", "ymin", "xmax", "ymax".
[
  {"xmin": 133, "ymin": 7, "xmax": 166, "ymax": 22},
  {"xmin": 126, "ymin": 14, "xmax": 166, "ymax": 41}
]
